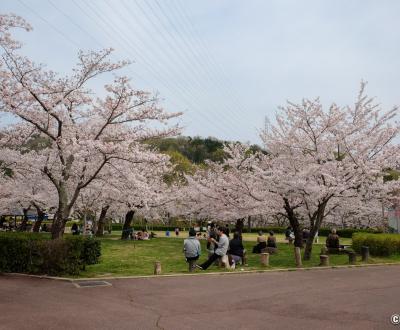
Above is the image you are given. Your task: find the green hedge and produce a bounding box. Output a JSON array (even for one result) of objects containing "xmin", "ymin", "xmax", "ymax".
[
  {"xmin": 0, "ymin": 233, "xmax": 101, "ymax": 275},
  {"xmin": 110, "ymin": 224, "xmax": 382, "ymax": 237},
  {"xmin": 111, "ymin": 224, "xmax": 182, "ymax": 231},
  {"xmin": 318, "ymin": 228, "xmax": 382, "ymax": 238},
  {"xmin": 241, "ymin": 227, "xmax": 382, "ymax": 237},
  {"xmin": 352, "ymin": 233, "xmax": 400, "ymax": 256}
]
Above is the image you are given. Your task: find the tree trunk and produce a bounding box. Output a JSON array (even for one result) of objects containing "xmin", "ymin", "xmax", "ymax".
[
  {"xmin": 304, "ymin": 203, "xmax": 327, "ymax": 260},
  {"xmin": 247, "ymin": 216, "xmax": 251, "ymax": 231},
  {"xmin": 92, "ymin": 211, "xmax": 98, "ymax": 235},
  {"xmin": 51, "ymin": 206, "xmax": 70, "ymax": 239},
  {"xmin": 18, "ymin": 207, "xmax": 30, "ymax": 232},
  {"xmin": 51, "ymin": 211, "xmax": 66, "ymax": 239},
  {"xmin": 283, "ymin": 198, "xmax": 303, "ymax": 248},
  {"xmin": 96, "ymin": 205, "xmax": 109, "ymax": 237},
  {"xmin": 235, "ymin": 218, "xmax": 244, "ymax": 235},
  {"xmin": 292, "ymin": 223, "xmax": 303, "ymax": 248},
  {"xmin": 121, "ymin": 210, "xmax": 135, "ymax": 240},
  {"xmin": 32, "ymin": 206, "xmax": 45, "ymax": 232},
  {"xmin": 51, "ymin": 185, "xmax": 71, "ymax": 239}
]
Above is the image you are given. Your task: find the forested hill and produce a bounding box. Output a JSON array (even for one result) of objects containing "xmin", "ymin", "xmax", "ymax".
[{"xmin": 146, "ymin": 136, "xmax": 263, "ymax": 164}]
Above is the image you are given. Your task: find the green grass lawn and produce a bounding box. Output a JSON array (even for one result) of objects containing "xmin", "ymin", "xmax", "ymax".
[{"xmin": 79, "ymin": 235, "xmax": 400, "ymax": 278}]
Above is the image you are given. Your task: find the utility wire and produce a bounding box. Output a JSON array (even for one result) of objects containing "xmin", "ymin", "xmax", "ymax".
[
  {"xmin": 173, "ymin": 0, "xmax": 255, "ymax": 134},
  {"xmin": 125, "ymin": 0, "xmax": 245, "ymax": 132},
  {"xmin": 17, "ymin": 0, "xmax": 81, "ymax": 48},
  {"xmin": 151, "ymin": 0, "xmax": 250, "ymax": 126},
  {"xmin": 78, "ymin": 0, "xmax": 233, "ymax": 138}
]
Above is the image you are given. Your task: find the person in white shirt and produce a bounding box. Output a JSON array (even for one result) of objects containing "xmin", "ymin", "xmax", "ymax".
[{"xmin": 196, "ymin": 226, "xmax": 229, "ymax": 270}]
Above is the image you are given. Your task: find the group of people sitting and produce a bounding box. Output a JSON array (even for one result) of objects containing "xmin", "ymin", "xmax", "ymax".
[
  {"xmin": 252, "ymin": 230, "xmax": 277, "ymax": 253},
  {"xmin": 183, "ymin": 225, "xmax": 245, "ymax": 271},
  {"xmin": 130, "ymin": 230, "xmax": 156, "ymax": 240},
  {"xmin": 183, "ymin": 225, "xmax": 348, "ymax": 271}
]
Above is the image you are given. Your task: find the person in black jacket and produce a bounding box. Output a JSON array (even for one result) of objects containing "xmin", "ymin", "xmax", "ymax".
[
  {"xmin": 71, "ymin": 223, "xmax": 79, "ymax": 235},
  {"xmin": 228, "ymin": 232, "xmax": 244, "ymax": 265}
]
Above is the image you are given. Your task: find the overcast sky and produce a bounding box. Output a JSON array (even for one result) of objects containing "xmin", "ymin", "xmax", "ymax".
[{"xmin": 2, "ymin": 0, "xmax": 400, "ymax": 144}]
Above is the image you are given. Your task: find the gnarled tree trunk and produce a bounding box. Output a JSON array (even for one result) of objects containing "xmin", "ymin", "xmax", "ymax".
[
  {"xmin": 235, "ymin": 218, "xmax": 244, "ymax": 235},
  {"xmin": 121, "ymin": 210, "xmax": 135, "ymax": 240},
  {"xmin": 32, "ymin": 205, "xmax": 45, "ymax": 232},
  {"xmin": 283, "ymin": 198, "xmax": 303, "ymax": 248},
  {"xmin": 96, "ymin": 205, "xmax": 110, "ymax": 237},
  {"xmin": 247, "ymin": 216, "xmax": 252, "ymax": 231},
  {"xmin": 51, "ymin": 183, "xmax": 78, "ymax": 239},
  {"xmin": 51, "ymin": 211, "xmax": 68, "ymax": 239},
  {"xmin": 304, "ymin": 202, "xmax": 327, "ymax": 260},
  {"xmin": 18, "ymin": 206, "xmax": 31, "ymax": 232}
]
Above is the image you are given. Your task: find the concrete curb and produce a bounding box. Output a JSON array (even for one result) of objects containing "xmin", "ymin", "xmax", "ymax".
[{"xmin": 2, "ymin": 262, "xmax": 400, "ymax": 282}]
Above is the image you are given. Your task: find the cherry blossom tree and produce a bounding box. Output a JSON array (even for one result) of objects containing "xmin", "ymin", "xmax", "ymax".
[
  {"xmin": 73, "ymin": 151, "xmax": 173, "ymax": 238},
  {"xmin": 0, "ymin": 168, "xmax": 57, "ymax": 231},
  {"xmin": 182, "ymin": 145, "xmax": 277, "ymax": 233},
  {"xmin": 0, "ymin": 14, "xmax": 181, "ymax": 238},
  {"xmin": 260, "ymin": 84, "xmax": 400, "ymax": 259},
  {"xmin": 185, "ymin": 84, "xmax": 399, "ymax": 261}
]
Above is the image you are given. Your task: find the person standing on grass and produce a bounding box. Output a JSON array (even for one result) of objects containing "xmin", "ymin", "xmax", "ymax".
[
  {"xmin": 183, "ymin": 228, "xmax": 201, "ymax": 271},
  {"xmin": 196, "ymin": 226, "xmax": 229, "ymax": 270}
]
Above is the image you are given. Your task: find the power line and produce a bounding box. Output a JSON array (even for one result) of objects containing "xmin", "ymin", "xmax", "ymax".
[
  {"xmin": 172, "ymin": 0, "xmax": 255, "ymax": 133},
  {"xmin": 17, "ymin": 0, "xmax": 81, "ymax": 48},
  {"xmin": 46, "ymin": 0, "xmax": 159, "ymax": 92},
  {"xmin": 77, "ymin": 0, "xmax": 234, "ymax": 139},
  {"xmin": 151, "ymin": 0, "xmax": 250, "ymax": 126},
  {"xmin": 124, "ymin": 0, "xmax": 245, "ymax": 133},
  {"xmin": 16, "ymin": 0, "xmax": 187, "ymax": 134}
]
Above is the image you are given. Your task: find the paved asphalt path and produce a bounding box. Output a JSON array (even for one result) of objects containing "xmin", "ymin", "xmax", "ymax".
[{"xmin": 1, "ymin": 266, "xmax": 400, "ymax": 330}]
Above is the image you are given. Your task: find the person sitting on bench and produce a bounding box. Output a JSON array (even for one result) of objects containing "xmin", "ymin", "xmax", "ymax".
[
  {"xmin": 228, "ymin": 232, "xmax": 244, "ymax": 265},
  {"xmin": 252, "ymin": 231, "xmax": 267, "ymax": 253},
  {"xmin": 326, "ymin": 228, "xmax": 344, "ymax": 253},
  {"xmin": 267, "ymin": 231, "xmax": 277, "ymax": 248},
  {"xmin": 183, "ymin": 228, "xmax": 201, "ymax": 271}
]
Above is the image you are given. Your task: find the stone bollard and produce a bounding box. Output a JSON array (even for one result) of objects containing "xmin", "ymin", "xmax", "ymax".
[
  {"xmin": 260, "ymin": 252, "xmax": 269, "ymax": 266},
  {"xmin": 294, "ymin": 247, "xmax": 302, "ymax": 267},
  {"xmin": 220, "ymin": 255, "xmax": 230, "ymax": 269},
  {"xmin": 361, "ymin": 246, "xmax": 369, "ymax": 262},
  {"xmin": 154, "ymin": 261, "xmax": 162, "ymax": 275},
  {"xmin": 348, "ymin": 251, "xmax": 356, "ymax": 265},
  {"xmin": 242, "ymin": 251, "xmax": 248, "ymax": 266},
  {"xmin": 320, "ymin": 254, "xmax": 329, "ymax": 266}
]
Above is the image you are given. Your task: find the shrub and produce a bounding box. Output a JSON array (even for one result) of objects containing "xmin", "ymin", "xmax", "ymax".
[
  {"xmin": 111, "ymin": 223, "xmax": 123, "ymax": 231},
  {"xmin": 319, "ymin": 228, "xmax": 382, "ymax": 238},
  {"xmin": 0, "ymin": 233, "xmax": 101, "ymax": 275},
  {"xmin": 352, "ymin": 233, "xmax": 400, "ymax": 256},
  {"xmin": 81, "ymin": 237, "xmax": 102, "ymax": 265}
]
